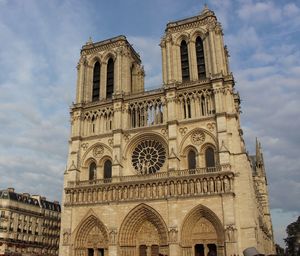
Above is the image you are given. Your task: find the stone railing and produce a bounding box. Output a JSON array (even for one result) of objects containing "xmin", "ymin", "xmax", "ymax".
[{"xmin": 64, "ymin": 165, "xmax": 234, "ymax": 205}]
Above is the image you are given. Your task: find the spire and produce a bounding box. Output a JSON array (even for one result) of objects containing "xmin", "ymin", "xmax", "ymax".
[
  {"xmin": 86, "ymin": 36, "xmax": 93, "ymax": 45},
  {"xmin": 201, "ymin": 3, "xmax": 212, "ymax": 15},
  {"xmin": 255, "ymin": 138, "xmax": 264, "ymax": 168}
]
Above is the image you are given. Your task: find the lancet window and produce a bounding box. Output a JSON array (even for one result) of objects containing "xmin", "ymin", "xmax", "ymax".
[
  {"xmin": 129, "ymin": 99, "xmax": 164, "ymax": 128},
  {"xmin": 104, "ymin": 160, "xmax": 112, "ymax": 180},
  {"xmin": 180, "ymin": 40, "xmax": 190, "ymax": 81},
  {"xmin": 89, "ymin": 162, "xmax": 97, "ymax": 180},
  {"xmin": 188, "ymin": 150, "xmax": 197, "ymax": 169},
  {"xmin": 178, "ymin": 90, "xmax": 214, "ymax": 120},
  {"xmin": 92, "ymin": 61, "xmax": 100, "ymax": 101},
  {"xmin": 83, "ymin": 108, "xmax": 113, "ymax": 136},
  {"xmin": 205, "ymin": 147, "xmax": 216, "ymax": 168},
  {"xmin": 106, "ymin": 58, "xmax": 114, "ymax": 98},
  {"xmin": 196, "ymin": 36, "xmax": 206, "ymax": 79}
]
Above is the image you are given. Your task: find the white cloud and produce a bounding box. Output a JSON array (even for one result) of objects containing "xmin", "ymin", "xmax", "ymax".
[{"xmin": 237, "ymin": 1, "xmax": 282, "ymax": 23}]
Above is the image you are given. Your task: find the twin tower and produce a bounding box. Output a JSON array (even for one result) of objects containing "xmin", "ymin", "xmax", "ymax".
[{"xmin": 59, "ymin": 7, "xmax": 275, "ymax": 256}]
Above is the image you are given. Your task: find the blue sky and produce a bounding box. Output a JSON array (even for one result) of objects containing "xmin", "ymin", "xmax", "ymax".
[{"xmin": 0, "ymin": 0, "xmax": 299, "ymax": 248}]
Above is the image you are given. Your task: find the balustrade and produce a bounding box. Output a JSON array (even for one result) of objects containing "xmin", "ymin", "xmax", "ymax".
[{"xmin": 65, "ymin": 166, "xmax": 233, "ymax": 206}]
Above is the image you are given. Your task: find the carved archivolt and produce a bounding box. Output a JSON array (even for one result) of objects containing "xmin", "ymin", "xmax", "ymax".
[
  {"xmin": 81, "ymin": 142, "xmax": 112, "ymax": 167},
  {"xmin": 181, "ymin": 204, "xmax": 224, "ymax": 247},
  {"xmin": 179, "ymin": 128, "xmax": 217, "ymax": 155},
  {"xmin": 74, "ymin": 214, "xmax": 109, "ymax": 255},
  {"xmin": 118, "ymin": 204, "xmax": 168, "ymax": 247}
]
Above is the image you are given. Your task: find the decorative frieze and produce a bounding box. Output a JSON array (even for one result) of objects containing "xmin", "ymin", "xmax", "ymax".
[{"xmin": 65, "ymin": 168, "xmax": 234, "ymax": 206}]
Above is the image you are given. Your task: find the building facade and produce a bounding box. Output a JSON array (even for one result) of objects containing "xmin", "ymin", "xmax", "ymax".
[
  {"xmin": 0, "ymin": 188, "xmax": 61, "ymax": 256},
  {"xmin": 59, "ymin": 7, "xmax": 275, "ymax": 256}
]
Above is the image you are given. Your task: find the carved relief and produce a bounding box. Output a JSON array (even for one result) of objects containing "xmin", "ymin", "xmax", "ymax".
[
  {"xmin": 137, "ymin": 221, "xmax": 160, "ymax": 245},
  {"xmin": 109, "ymin": 229, "xmax": 117, "ymax": 245},
  {"xmin": 123, "ymin": 133, "xmax": 131, "ymax": 142},
  {"xmin": 108, "ymin": 138, "xmax": 113, "ymax": 147},
  {"xmin": 191, "ymin": 130, "xmax": 205, "ymax": 145},
  {"xmin": 63, "ymin": 231, "xmax": 70, "ymax": 245},
  {"xmin": 161, "ymin": 128, "xmax": 168, "ymax": 137},
  {"xmin": 179, "ymin": 127, "xmax": 188, "ymax": 135},
  {"xmin": 225, "ymin": 224, "xmax": 237, "ymax": 242},
  {"xmin": 169, "ymin": 227, "xmax": 178, "ymax": 243},
  {"xmin": 207, "ymin": 122, "xmax": 215, "ymax": 131},
  {"xmin": 93, "ymin": 145, "xmax": 104, "ymax": 158},
  {"xmin": 65, "ymin": 170, "xmax": 234, "ymax": 205},
  {"xmin": 81, "ymin": 143, "xmax": 89, "ymax": 151}
]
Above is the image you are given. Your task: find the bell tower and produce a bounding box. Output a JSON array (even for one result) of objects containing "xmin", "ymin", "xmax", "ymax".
[
  {"xmin": 160, "ymin": 7, "xmax": 230, "ymax": 84},
  {"xmin": 75, "ymin": 35, "xmax": 144, "ymax": 105}
]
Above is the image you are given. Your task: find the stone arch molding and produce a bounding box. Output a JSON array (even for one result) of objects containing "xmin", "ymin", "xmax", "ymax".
[
  {"xmin": 73, "ymin": 209, "xmax": 109, "ymax": 255},
  {"xmin": 179, "ymin": 127, "xmax": 218, "ymax": 156},
  {"xmin": 118, "ymin": 203, "xmax": 169, "ymax": 247},
  {"xmin": 181, "ymin": 204, "xmax": 225, "ymax": 247},
  {"xmin": 81, "ymin": 142, "xmax": 113, "ymax": 167}
]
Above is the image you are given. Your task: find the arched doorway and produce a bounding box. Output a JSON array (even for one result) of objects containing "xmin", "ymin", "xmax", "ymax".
[
  {"xmin": 181, "ymin": 205, "xmax": 225, "ymax": 256},
  {"xmin": 118, "ymin": 204, "xmax": 169, "ymax": 256},
  {"xmin": 74, "ymin": 215, "xmax": 109, "ymax": 256}
]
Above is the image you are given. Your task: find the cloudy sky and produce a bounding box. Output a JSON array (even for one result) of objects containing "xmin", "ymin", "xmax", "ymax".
[{"xmin": 0, "ymin": 0, "xmax": 299, "ymax": 247}]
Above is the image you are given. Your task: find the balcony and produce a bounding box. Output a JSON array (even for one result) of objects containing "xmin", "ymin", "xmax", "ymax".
[{"xmin": 64, "ymin": 164, "xmax": 234, "ymax": 206}]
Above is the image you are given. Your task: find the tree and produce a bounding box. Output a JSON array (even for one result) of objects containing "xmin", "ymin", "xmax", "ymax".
[{"xmin": 285, "ymin": 216, "xmax": 300, "ymax": 256}]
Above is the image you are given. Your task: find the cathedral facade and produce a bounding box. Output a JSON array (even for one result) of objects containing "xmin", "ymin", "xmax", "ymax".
[{"xmin": 59, "ymin": 7, "xmax": 275, "ymax": 256}]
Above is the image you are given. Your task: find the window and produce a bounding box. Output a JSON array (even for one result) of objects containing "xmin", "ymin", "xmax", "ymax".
[
  {"xmin": 180, "ymin": 40, "xmax": 190, "ymax": 81},
  {"xmin": 92, "ymin": 61, "xmax": 100, "ymax": 101},
  {"xmin": 196, "ymin": 36, "xmax": 206, "ymax": 79},
  {"xmin": 89, "ymin": 162, "xmax": 97, "ymax": 180},
  {"xmin": 106, "ymin": 58, "xmax": 114, "ymax": 98},
  {"xmin": 188, "ymin": 150, "xmax": 196, "ymax": 169},
  {"xmin": 205, "ymin": 147, "xmax": 215, "ymax": 168},
  {"xmin": 104, "ymin": 160, "xmax": 112, "ymax": 180}
]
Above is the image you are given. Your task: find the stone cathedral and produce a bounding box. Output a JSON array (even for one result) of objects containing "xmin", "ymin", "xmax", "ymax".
[{"xmin": 59, "ymin": 7, "xmax": 275, "ymax": 256}]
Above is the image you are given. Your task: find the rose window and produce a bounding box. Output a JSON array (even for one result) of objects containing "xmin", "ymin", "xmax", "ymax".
[{"xmin": 132, "ymin": 139, "xmax": 166, "ymax": 174}]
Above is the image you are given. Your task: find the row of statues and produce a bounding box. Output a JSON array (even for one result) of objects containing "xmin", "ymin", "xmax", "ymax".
[{"xmin": 66, "ymin": 175, "xmax": 233, "ymax": 204}]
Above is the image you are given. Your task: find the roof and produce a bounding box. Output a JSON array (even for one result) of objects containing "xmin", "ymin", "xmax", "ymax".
[
  {"xmin": 0, "ymin": 189, "xmax": 61, "ymax": 212},
  {"xmin": 0, "ymin": 190, "xmax": 39, "ymax": 206}
]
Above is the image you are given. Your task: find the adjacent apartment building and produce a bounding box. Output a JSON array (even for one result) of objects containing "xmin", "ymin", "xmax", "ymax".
[{"xmin": 0, "ymin": 188, "xmax": 61, "ymax": 256}]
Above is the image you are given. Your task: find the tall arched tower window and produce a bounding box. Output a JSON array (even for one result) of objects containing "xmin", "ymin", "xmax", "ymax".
[
  {"xmin": 89, "ymin": 162, "xmax": 97, "ymax": 180},
  {"xmin": 104, "ymin": 160, "xmax": 112, "ymax": 180},
  {"xmin": 180, "ymin": 40, "xmax": 190, "ymax": 81},
  {"xmin": 188, "ymin": 150, "xmax": 196, "ymax": 169},
  {"xmin": 92, "ymin": 61, "xmax": 100, "ymax": 101},
  {"xmin": 196, "ymin": 36, "xmax": 206, "ymax": 79},
  {"xmin": 106, "ymin": 58, "xmax": 114, "ymax": 98},
  {"xmin": 205, "ymin": 147, "xmax": 215, "ymax": 168}
]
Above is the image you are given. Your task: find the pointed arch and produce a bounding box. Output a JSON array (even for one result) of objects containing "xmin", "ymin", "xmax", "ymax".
[
  {"xmin": 74, "ymin": 213, "xmax": 109, "ymax": 251},
  {"xmin": 106, "ymin": 58, "xmax": 114, "ymax": 98},
  {"xmin": 180, "ymin": 40, "xmax": 190, "ymax": 81},
  {"xmin": 92, "ymin": 61, "xmax": 101, "ymax": 101},
  {"xmin": 118, "ymin": 203, "xmax": 168, "ymax": 246},
  {"xmin": 196, "ymin": 36, "xmax": 206, "ymax": 79},
  {"xmin": 181, "ymin": 204, "xmax": 225, "ymax": 246},
  {"xmin": 188, "ymin": 149, "xmax": 197, "ymax": 169}
]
